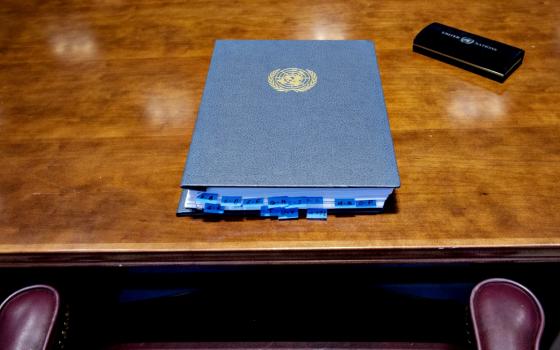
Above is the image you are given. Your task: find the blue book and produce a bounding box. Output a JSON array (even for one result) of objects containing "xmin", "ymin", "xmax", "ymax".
[{"xmin": 178, "ymin": 40, "xmax": 399, "ymax": 215}]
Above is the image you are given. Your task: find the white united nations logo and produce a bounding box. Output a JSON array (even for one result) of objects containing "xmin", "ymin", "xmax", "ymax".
[{"xmin": 268, "ymin": 68, "xmax": 317, "ymax": 92}]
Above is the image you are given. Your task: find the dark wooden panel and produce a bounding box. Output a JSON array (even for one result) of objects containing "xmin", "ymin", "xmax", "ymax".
[{"xmin": 106, "ymin": 342, "xmax": 464, "ymax": 350}]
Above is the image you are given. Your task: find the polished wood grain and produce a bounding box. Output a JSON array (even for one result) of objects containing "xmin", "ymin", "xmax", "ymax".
[{"xmin": 0, "ymin": 0, "xmax": 559, "ymax": 265}]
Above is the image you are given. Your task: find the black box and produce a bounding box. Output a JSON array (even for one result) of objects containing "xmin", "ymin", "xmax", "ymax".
[{"xmin": 413, "ymin": 22, "xmax": 524, "ymax": 83}]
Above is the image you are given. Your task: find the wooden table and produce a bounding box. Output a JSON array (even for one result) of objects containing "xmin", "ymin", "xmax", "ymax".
[{"xmin": 1, "ymin": 0, "xmax": 559, "ymax": 266}]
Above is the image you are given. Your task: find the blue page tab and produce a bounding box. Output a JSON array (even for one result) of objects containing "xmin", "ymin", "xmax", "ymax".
[
  {"xmin": 268, "ymin": 196, "xmax": 289, "ymax": 208},
  {"xmin": 279, "ymin": 208, "xmax": 299, "ymax": 220},
  {"xmin": 204, "ymin": 203, "xmax": 224, "ymax": 214},
  {"xmin": 287, "ymin": 197, "xmax": 307, "ymax": 208},
  {"xmin": 260, "ymin": 206, "xmax": 271, "ymax": 217},
  {"xmin": 356, "ymin": 199, "xmax": 377, "ymax": 208},
  {"xmin": 270, "ymin": 207, "xmax": 283, "ymax": 217},
  {"xmin": 334, "ymin": 198, "xmax": 356, "ymax": 208},
  {"xmin": 306, "ymin": 197, "xmax": 324, "ymax": 206},
  {"xmin": 221, "ymin": 196, "xmax": 243, "ymax": 207},
  {"xmin": 307, "ymin": 208, "xmax": 327, "ymax": 220},
  {"xmin": 242, "ymin": 198, "xmax": 264, "ymax": 209},
  {"xmin": 195, "ymin": 192, "xmax": 219, "ymax": 204}
]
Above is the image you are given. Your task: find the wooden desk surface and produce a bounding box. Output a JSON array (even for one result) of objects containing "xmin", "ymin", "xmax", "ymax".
[{"xmin": 1, "ymin": 0, "xmax": 559, "ymax": 266}]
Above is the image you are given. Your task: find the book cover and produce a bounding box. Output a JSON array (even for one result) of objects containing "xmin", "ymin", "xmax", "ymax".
[{"xmin": 181, "ymin": 40, "xmax": 400, "ymax": 189}]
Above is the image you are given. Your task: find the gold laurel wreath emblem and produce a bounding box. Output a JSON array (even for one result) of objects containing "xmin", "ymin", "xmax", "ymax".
[{"xmin": 268, "ymin": 68, "xmax": 317, "ymax": 92}]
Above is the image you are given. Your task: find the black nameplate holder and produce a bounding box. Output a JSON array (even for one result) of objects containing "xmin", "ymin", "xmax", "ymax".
[{"xmin": 413, "ymin": 22, "xmax": 524, "ymax": 82}]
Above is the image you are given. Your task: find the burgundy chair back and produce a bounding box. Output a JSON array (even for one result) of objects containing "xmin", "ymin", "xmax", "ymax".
[
  {"xmin": 0, "ymin": 285, "xmax": 59, "ymax": 350},
  {"xmin": 470, "ymin": 278, "xmax": 544, "ymax": 350}
]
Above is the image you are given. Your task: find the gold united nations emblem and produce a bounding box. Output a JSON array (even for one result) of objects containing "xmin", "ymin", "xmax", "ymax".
[{"xmin": 268, "ymin": 68, "xmax": 317, "ymax": 92}]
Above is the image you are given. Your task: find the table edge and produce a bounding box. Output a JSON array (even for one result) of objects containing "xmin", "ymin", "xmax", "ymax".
[{"xmin": 2, "ymin": 246, "xmax": 560, "ymax": 267}]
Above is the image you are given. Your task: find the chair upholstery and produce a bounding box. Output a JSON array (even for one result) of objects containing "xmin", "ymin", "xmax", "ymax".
[
  {"xmin": 470, "ymin": 278, "xmax": 544, "ymax": 350},
  {"xmin": 0, "ymin": 285, "xmax": 60, "ymax": 350}
]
